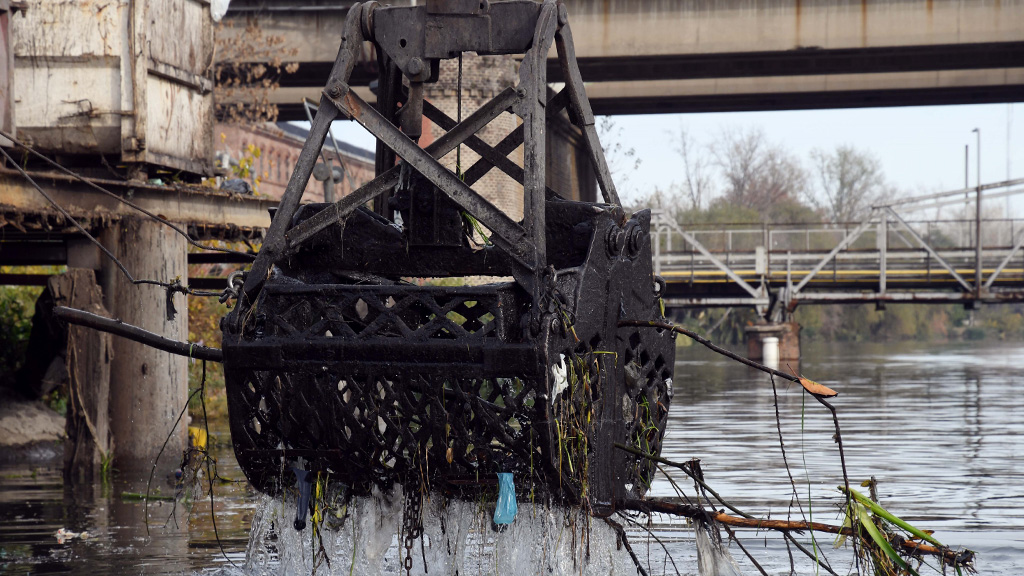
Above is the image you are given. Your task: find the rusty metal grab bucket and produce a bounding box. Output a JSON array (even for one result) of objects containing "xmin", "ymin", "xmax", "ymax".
[{"xmin": 221, "ymin": 0, "xmax": 675, "ymax": 509}]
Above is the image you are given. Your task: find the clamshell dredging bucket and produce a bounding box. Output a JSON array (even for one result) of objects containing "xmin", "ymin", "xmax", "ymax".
[{"xmin": 220, "ymin": 0, "xmax": 676, "ymax": 510}]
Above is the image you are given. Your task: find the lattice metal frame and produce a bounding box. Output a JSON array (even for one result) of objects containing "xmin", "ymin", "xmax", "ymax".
[{"xmin": 222, "ymin": 0, "xmax": 676, "ymax": 510}]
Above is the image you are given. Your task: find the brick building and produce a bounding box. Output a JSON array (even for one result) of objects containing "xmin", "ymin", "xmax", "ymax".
[
  {"xmin": 215, "ymin": 122, "xmax": 375, "ymax": 202},
  {"xmin": 422, "ymin": 53, "xmax": 597, "ymax": 220}
]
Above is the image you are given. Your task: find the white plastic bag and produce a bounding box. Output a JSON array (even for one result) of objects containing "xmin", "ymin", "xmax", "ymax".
[{"xmin": 211, "ymin": 0, "xmax": 231, "ymax": 22}]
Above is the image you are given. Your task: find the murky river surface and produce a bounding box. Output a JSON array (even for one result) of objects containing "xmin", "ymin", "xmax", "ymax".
[{"xmin": 2, "ymin": 340, "xmax": 1022, "ymax": 574}]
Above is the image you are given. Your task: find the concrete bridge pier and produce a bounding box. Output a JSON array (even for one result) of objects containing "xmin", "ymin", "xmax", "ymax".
[
  {"xmin": 100, "ymin": 219, "xmax": 189, "ymax": 479},
  {"xmin": 745, "ymin": 322, "xmax": 801, "ymax": 367}
]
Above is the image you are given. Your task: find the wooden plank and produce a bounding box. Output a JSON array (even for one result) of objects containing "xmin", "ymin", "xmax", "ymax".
[
  {"xmin": 122, "ymin": 0, "xmax": 148, "ymax": 165},
  {"xmin": 11, "ymin": 0, "xmax": 123, "ymax": 59},
  {"xmin": 14, "ymin": 64, "xmax": 123, "ymax": 153},
  {"xmin": 147, "ymin": 0, "xmax": 212, "ymax": 76},
  {"xmin": 0, "ymin": 4, "xmax": 12, "ymax": 137},
  {"xmin": 144, "ymin": 75, "xmax": 213, "ymax": 174}
]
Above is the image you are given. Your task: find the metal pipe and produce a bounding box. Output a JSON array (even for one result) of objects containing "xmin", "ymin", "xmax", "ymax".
[
  {"xmin": 54, "ymin": 306, "xmax": 223, "ymax": 362},
  {"xmin": 974, "ymin": 128, "xmax": 983, "ymax": 296},
  {"xmin": 879, "ymin": 213, "xmax": 887, "ymax": 295},
  {"xmin": 965, "ymin": 144, "xmax": 970, "ymax": 190}
]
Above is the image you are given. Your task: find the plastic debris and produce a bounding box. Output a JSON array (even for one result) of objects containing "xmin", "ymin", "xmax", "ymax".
[
  {"xmin": 55, "ymin": 528, "xmax": 90, "ymax": 544},
  {"xmin": 493, "ymin": 472, "xmax": 517, "ymax": 525},
  {"xmin": 695, "ymin": 520, "xmax": 742, "ymax": 576},
  {"xmin": 292, "ymin": 468, "xmax": 313, "ymax": 530},
  {"xmin": 211, "ymin": 0, "xmax": 231, "ymax": 22},
  {"xmin": 550, "ymin": 355, "xmax": 568, "ymax": 401}
]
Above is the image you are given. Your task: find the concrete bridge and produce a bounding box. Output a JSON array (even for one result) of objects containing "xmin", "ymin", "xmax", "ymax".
[{"xmin": 223, "ymin": 0, "xmax": 1024, "ymax": 119}]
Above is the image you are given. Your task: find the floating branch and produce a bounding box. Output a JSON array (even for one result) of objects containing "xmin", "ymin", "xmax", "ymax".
[
  {"xmin": 54, "ymin": 306, "xmax": 223, "ymax": 362},
  {"xmin": 614, "ymin": 498, "xmax": 971, "ymax": 569},
  {"xmin": 612, "ymin": 320, "xmax": 977, "ymax": 575},
  {"xmin": 621, "ymin": 318, "xmax": 858, "ymax": 562}
]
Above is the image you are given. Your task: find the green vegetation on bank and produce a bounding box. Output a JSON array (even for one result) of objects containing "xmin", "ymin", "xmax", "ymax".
[{"xmin": 0, "ymin": 278, "xmax": 40, "ymax": 383}]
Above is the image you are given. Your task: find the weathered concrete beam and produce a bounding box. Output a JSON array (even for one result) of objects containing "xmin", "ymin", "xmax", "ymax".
[
  {"xmin": 225, "ymin": 1, "xmax": 1024, "ymax": 62},
  {"xmin": 224, "ymin": 0, "xmax": 1024, "ymax": 117},
  {"xmin": 581, "ymin": 67, "xmax": 1024, "ymax": 115},
  {"xmin": 556, "ymin": 0, "xmax": 1024, "ymax": 57},
  {"xmin": 0, "ymin": 169, "xmax": 274, "ymax": 233},
  {"xmin": 271, "ymin": 68, "xmax": 1024, "ymax": 118}
]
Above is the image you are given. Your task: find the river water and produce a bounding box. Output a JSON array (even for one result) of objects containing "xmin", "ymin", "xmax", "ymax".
[{"xmin": 1, "ymin": 340, "xmax": 1022, "ymax": 574}]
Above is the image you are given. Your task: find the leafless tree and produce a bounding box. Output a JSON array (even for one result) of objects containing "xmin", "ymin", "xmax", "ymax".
[
  {"xmin": 214, "ymin": 19, "xmax": 300, "ymax": 124},
  {"xmin": 808, "ymin": 145, "xmax": 887, "ymax": 223},
  {"xmin": 627, "ymin": 184, "xmax": 687, "ymax": 223},
  {"xmin": 673, "ymin": 126, "xmax": 713, "ymax": 210},
  {"xmin": 598, "ymin": 116, "xmax": 642, "ymax": 198},
  {"xmin": 712, "ymin": 127, "xmax": 806, "ymax": 216}
]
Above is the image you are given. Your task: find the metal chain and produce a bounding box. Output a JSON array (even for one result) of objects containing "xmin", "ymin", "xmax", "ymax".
[{"xmin": 402, "ymin": 487, "xmax": 423, "ymax": 576}]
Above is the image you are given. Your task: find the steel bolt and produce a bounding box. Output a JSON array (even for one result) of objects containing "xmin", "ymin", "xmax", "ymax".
[
  {"xmin": 606, "ymin": 225, "xmax": 624, "ymax": 257},
  {"xmin": 328, "ymin": 85, "xmax": 341, "ymax": 98},
  {"xmin": 407, "ymin": 58, "xmax": 424, "ymax": 76},
  {"xmin": 626, "ymin": 224, "xmax": 644, "ymax": 257}
]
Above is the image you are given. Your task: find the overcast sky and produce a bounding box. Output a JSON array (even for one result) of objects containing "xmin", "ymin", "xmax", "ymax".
[{"xmin": 324, "ymin": 102, "xmax": 1024, "ymax": 216}]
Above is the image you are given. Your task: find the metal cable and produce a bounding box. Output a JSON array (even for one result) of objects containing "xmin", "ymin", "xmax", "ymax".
[{"xmin": 0, "ymin": 146, "xmax": 230, "ymax": 300}]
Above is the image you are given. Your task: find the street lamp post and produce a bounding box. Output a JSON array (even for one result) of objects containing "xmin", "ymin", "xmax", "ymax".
[{"xmin": 973, "ymin": 127, "xmax": 982, "ymax": 299}]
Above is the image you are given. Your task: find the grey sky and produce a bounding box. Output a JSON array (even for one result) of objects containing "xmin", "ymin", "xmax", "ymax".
[
  {"xmin": 325, "ymin": 102, "xmax": 1023, "ymax": 216},
  {"xmin": 608, "ymin": 103, "xmax": 1023, "ymax": 210}
]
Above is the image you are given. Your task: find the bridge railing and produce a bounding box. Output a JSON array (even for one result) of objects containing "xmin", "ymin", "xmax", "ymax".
[
  {"xmin": 651, "ymin": 209, "xmax": 1024, "ymax": 311},
  {"xmin": 650, "ymin": 181, "xmax": 1024, "ymax": 310},
  {"xmin": 660, "ymin": 218, "xmax": 1024, "ymax": 256}
]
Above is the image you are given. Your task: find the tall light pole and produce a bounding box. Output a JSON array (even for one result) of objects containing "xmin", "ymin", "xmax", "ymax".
[{"xmin": 973, "ymin": 127, "xmax": 982, "ymax": 299}]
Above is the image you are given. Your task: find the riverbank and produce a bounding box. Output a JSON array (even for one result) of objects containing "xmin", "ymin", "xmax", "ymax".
[{"xmin": 0, "ymin": 389, "xmax": 64, "ymax": 463}]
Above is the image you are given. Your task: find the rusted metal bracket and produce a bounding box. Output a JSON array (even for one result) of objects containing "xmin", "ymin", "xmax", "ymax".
[{"xmin": 554, "ymin": 4, "xmax": 620, "ymax": 206}]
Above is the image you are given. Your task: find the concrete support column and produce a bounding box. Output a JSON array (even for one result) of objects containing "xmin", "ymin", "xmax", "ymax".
[
  {"xmin": 745, "ymin": 322, "xmax": 801, "ymax": 364},
  {"xmin": 100, "ymin": 218, "xmax": 188, "ymax": 476}
]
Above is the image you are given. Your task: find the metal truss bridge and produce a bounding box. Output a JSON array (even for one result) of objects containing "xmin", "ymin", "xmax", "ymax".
[{"xmin": 653, "ymin": 179, "xmax": 1024, "ymax": 320}]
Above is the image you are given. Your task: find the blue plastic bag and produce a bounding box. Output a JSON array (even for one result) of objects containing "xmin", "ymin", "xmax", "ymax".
[
  {"xmin": 493, "ymin": 472, "xmax": 518, "ymax": 525},
  {"xmin": 292, "ymin": 468, "xmax": 313, "ymax": 530}
]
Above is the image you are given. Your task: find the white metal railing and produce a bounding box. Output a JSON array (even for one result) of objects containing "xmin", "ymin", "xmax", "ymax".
[{"xmin": 651, "ymin": 212, "xmax": 1024, "ymax": 312}]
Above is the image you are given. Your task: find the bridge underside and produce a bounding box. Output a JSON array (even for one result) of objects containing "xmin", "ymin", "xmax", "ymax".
[
  {"xmin": 0, "ymin": 168, "xmax": 270, "ymax": 287},
  {"xmin": 223, "ymin": 0, "xmax": 1024, "ymax": 119},
  {"xmin": 663, "ymin": 277, "xmax": 1024, "ymax": 309}
]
